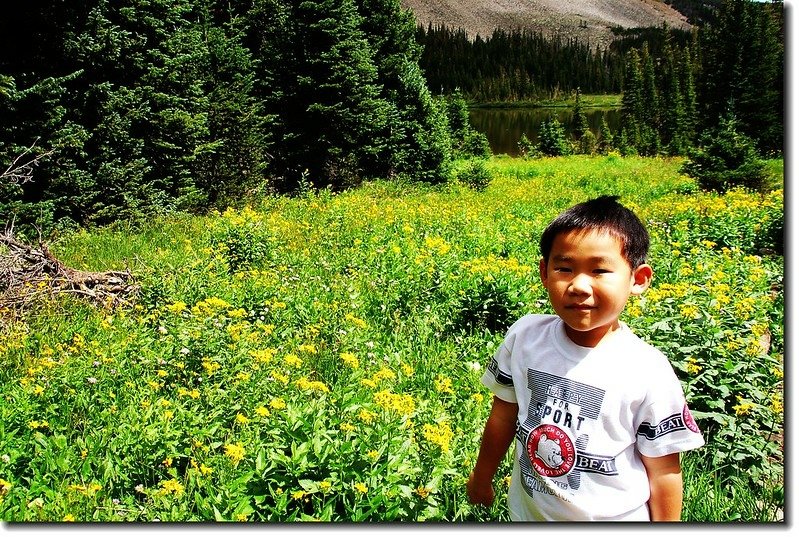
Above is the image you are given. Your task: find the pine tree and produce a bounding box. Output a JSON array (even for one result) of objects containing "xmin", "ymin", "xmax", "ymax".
[
  {"xmin": 355, "ymin": 0, "xmax": 451, "ymax": 182},
  {"xmin": 699, "ymin": 0, "xmax": 783, "ymax": 154},
  {"xmin": 597, "ymin": 116, "xmax": 614, "ymax": 155},
  {"xmin": 620, "ymin": 48, "xmax": 644, "ymax": 153},
  {"xmin": 639, "ymin": 44, "xmax": 661, "ymax": 155},
  {"xmin": 193, "ymin": 2, "xmax": 270, "ymax": 206},
  {"xmin": 536, "ymin": 116, "xmax": 572, "ymax": 157},
  {"xmin": 572, "ymin": 87, "xmax": 590, "ymax": 151},
  {"xmin": 250, "ymin": 0, "xmax": 390, "ymax": 191}
]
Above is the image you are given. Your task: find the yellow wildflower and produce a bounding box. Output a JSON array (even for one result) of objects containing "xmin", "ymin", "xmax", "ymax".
[
  {"xmin": 249, "ymin": 348, "xmax": 277, "ymax": 364},
  {"xmin": 0, "ymin": 478, "xmax": 12, "ymax": 495},
  {"xmin": 434, "ymin": 375, "xmax": 454, "ymax": 394},
  {"xmin": 271, "ymin": 371, "xmax": 289, "ymax": 385},
  {"xmin": 415, "ymin": 486, "xmax": 431, "ymax": 498},
  {"xmin": 353, "ymin": 482, "xmax": 368, "ymax": 494},
  {"xmin": 732, "ymin": 397, "xmax": 755, "ymax": 416},
  {"xmin": 284, "ymin": 354, "xmax": 303, "ymax": 368},
  {"xmin": 372, "ymin": 367, "xmax": 395, "ymax": 382},
  {"xmin": 235, "ymin": 413, "xmax": 250, "ymax": 425},
  {"xmin": 422, "ymin": 421, "xmax": 454, "ymax": 453},
  {"xmin": 345, "ymin": 313, "xmax": 368, "ymax": 329},
  {"xmin": 224, "ymin": 443, "xmax": 246, "ymax": 464},
  {"xmin": 340, "ymin": 352, "xmax": 359, "ymax": 369},
  {"xmin": 28, "ymin": 420, "xmax": 49, "ymax": 430},
  {"xmin": 358, "ymin": 409, "xmax": 377, "ymax": 423},
  {"xmin": 255, "ymin": 406, "xmax": 271, "ymax": 417},
  {"xmin": 685, "ymin": 356, "xmax": 702, "ymax": 375},
  {"xmin": 166, "ymin": 301, "xmax": 188, "ymax": 314},
  {"xmin": 159, "ymin": 479, "xmax": 184, "ymax": 496},
  {"xmin": 373, "ymin": 390, "xmax": 415, "ymax": 416},
  {"xmin": 297, "ymin": 344, "xmax": 317, "ymax": 355},
  {"xmin": 319, "ymin": 480, "xmax": 332, "ymax": 492},
  {"xmin": 63, "ymin": 514, "xmax": 76, "ymax": 522},
  {"xmin": 295, "ymin": 377, "xmax": 329, "ymax": 393},
  {"xmin": 269, "ymin": 397, "xmax": 287, "ymax": 410},
  {"xmin": 771, "ymin": 393, "xmax": 783, "ymax": 414},
  {"xmin": 235, "ymin": 372, "xmax": 251, "ymax": 382},
  {"xmin": 361, "ymin": 378, "xmax": 377, "ymax": 389}
]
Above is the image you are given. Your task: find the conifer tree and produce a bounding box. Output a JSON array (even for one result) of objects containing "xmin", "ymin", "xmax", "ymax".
[
  {"xmin": 620, "ymin": 48, "xmax": 644, "ymax": 154},
  {"xmin": 699, "ymin": 0, "xmax": 783, "ymax": 154},
  {"xmin": 597, "ymin": 116, "xmax": 614, "ymax": 155},
  {"xmin": 250, "ymin": 0, "xmax": 389, "ymax": 191},
  {"xmin": 355, "ymin": 0, "xmax": 451, "ymax": 183},
  {"xmin": 194, "ymin": 2, "xmax": 269, "ymax": 206}
]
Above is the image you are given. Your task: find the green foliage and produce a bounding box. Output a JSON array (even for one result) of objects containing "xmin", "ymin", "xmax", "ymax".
[
  {"xmin": 0, "ymin": 0, "xmax": 452, "ymax": 232},
  {"xmin": 454, "ymin": 159, "xmax": 492, "ymax": 192},
  {"xmin": 535, "ymin": 117, "xmax": 572, "ymax": 157},
  {"xmin": 680, "ymin": 114, "xmax": 769, "ymax": 194},
  {"xmin": 445, "ymin": 91, "xmax": 489, "ymax": 160},
  {"xmin": 698, "ymin": 0, "xmax": 783, "ymax": 154},
  {"xmin": 516, "ymin": 133, "xmax": 536, "ymax": 158},
  {"xmin": 356, "ymin": 0, "xmax": 452, "ymax": 184},
  {"xmin": 460, "ymin": 131, "xmax": 491, "ymax": 159},
  {"xmin": 0, "ymin": 155, "xmax": 783, "ymax": 521}
]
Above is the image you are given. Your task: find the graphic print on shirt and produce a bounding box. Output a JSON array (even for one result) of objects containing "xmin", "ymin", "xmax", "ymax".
[{"xmin": 517, "ymin": 369, "xmax": 608, "ymax": 499}]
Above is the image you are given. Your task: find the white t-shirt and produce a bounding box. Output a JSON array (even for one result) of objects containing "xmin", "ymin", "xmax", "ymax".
[{"xmin": 481, "ymin": 314, "xmax": 705, "ymax": 521}]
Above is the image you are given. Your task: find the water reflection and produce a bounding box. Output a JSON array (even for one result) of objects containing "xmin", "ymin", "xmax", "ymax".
[{"xmin": 469, "ymin": 107, "xmax": 622, "ymax": 157}]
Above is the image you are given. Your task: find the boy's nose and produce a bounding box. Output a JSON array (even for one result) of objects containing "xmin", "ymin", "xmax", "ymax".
[{"xmin": 568, "ymin": 274, "xmax": 592, "ymax": 295}]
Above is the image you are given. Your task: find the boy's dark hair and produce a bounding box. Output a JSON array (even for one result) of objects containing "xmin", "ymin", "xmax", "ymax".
[{"xmin": 539, "ymin": 195, "xmax": 650, "ymax": 268}]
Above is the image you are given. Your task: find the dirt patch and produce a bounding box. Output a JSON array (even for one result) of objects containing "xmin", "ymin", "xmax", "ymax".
[{"xmin": 401, "ymin": 0, "xmax": 691, "ymax": 48}]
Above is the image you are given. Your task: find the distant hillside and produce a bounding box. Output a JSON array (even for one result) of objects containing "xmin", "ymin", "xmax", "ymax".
[{"xmin": 400, "ymin": 0, "xmax": 692, "ymax": 47}]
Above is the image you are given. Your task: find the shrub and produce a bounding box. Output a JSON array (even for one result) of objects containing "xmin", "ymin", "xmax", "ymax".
[
  {"xmin": 455, "ymin": 159, "xmax": 492, "ymax": 191},
  {"xmin": 460, "ymin": 130, "xmax": 491, "ymax": 159},
  {"xmin": 517, "ymin": 133, "xmax": 536, "ymax": 158},
  {"xmin": 680, "ymin": 115, "xmax": 768, "ymax": 193},
  {"xmin": 536, "ymin": 117, "xmax": 572, "ymax": 157}
]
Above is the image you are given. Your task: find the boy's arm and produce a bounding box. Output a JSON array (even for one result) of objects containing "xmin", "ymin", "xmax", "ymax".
[
  {"xmin": 466, "ymin": 396, "xmax": 518, "ymax": 506},
  {"xmin": 641, "ymin": 453, "xmax": 683, "ymax": 521}
]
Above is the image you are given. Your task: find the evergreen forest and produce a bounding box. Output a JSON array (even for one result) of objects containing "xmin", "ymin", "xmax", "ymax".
[{"xmin": 0, "ymin": 0, "xmax": 785, "ymax": 234}]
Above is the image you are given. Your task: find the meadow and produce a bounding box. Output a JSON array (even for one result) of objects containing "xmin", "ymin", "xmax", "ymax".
[{"xmin": 0, "ymin": 154, "xmax": 784, "ymax": 522}]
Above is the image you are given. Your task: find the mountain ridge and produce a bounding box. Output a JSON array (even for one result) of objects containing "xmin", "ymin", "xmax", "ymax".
[{"xmin": 400, "ymin": 0, "xmax": 691, "ymax": 47}]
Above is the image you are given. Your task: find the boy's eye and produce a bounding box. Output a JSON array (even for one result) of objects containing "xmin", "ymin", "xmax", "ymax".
[
  {"xmin": 553, "ymin": 267, "xmax": 571, "ymax": 273},
  {"xmin": 593, "ymin": 268, "xmax": 612, "ymax": 274}
]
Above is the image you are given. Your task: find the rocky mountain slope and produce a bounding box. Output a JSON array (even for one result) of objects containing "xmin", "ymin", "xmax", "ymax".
[{"xmin": 400, "ymin": 0, "xmax": 691, "ymax": 47}]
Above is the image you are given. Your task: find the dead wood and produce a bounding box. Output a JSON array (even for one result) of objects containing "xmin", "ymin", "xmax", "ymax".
[{"xmin": 0, "ymin": 231, "xmax": 139, "ymax": 317}]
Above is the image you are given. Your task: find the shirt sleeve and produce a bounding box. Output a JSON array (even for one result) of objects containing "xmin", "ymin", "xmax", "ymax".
[
  {"xmin": 480, "ymin": 330, "xmax": 518, "ymax": 404},
  {"xmin": 634, "ymin": 361, "xmax": 705, "ymax": 457}
]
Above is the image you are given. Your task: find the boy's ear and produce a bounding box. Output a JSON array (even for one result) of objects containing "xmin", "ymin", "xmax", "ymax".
[
  {"xmin": 631, "ymin": 263, "xmax": 653, "ymax": 295},
  {"xmin": 539, "ymin": 258, "xmax": 547, "ymax": 283}
]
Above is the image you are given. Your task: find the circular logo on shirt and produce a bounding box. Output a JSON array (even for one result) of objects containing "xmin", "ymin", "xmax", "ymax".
[
  {"xmin": 683, "ymin": 404, "xmax": 700, "ymax": 433},
  {"xmin": 527, "ymin": 424, "xmax": 576, "ymax": 477}
]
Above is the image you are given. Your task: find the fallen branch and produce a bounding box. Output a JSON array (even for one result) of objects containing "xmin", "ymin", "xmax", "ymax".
[{"xmin": 0, "ymin": 231, "xmax": 139, "ymax": 316}]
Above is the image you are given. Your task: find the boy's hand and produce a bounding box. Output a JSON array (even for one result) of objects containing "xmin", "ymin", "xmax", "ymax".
[{"xmin": 466, "ymin": 471, "xmax": 495, "ymax": 506}]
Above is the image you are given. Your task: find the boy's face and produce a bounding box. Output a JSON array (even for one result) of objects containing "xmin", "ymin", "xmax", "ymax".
[{"xmin": 539, "ymin": 229, "xmax": 652, "ymax": 348}]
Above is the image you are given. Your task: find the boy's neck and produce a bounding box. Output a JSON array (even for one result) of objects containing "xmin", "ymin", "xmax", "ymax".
[{"xmin": 564, "ymin": 320, "xmax": 622, "ymax": 348}]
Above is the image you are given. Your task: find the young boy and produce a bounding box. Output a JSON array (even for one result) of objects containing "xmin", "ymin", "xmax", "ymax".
[{"xmin": 466, "ymin": 195, "xmax": 704, "ymax": 521}]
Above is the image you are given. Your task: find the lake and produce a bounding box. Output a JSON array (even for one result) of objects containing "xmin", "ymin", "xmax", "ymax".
[{"xmin": 469, "ymin": 107, "xmax": 622, "ymax": 157}]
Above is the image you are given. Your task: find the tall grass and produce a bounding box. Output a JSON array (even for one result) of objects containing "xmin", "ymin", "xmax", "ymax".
[{"xmin": 0, "ymin": 155, "xmax": 783, "ymax": 522}]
